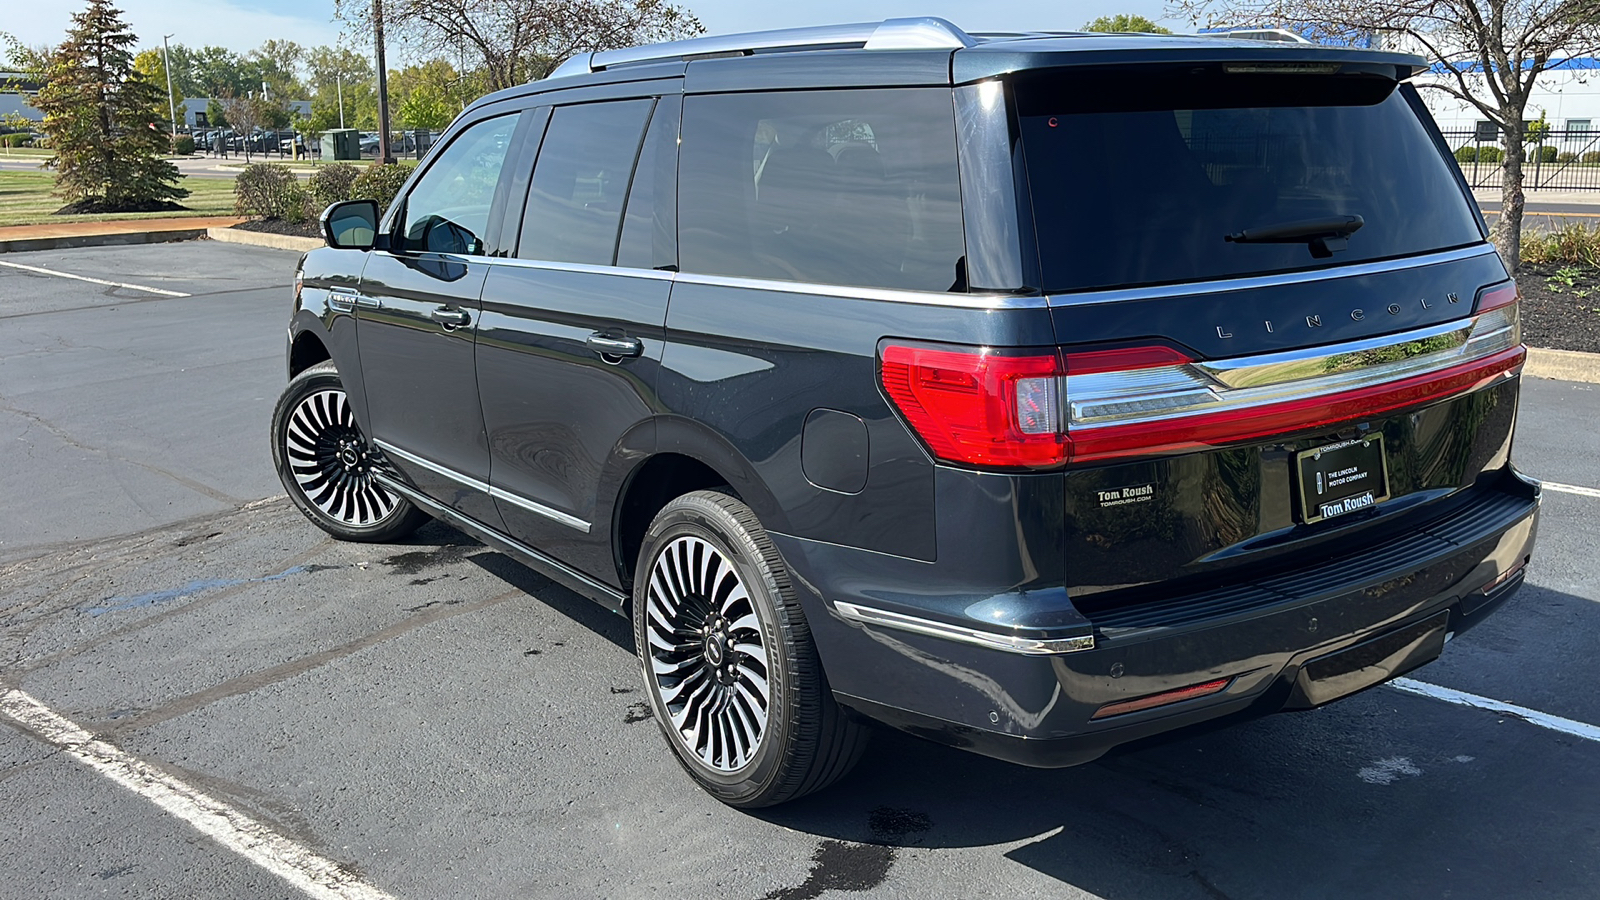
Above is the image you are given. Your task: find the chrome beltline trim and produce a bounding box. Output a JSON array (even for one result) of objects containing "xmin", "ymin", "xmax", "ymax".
[
  {"xmin": 833, "ymin": 601, "xmax": 1096, "ymax": 655},
  {"xmin": 1192, "ymin": 316, "xmax": 1476, "ymax": 389},
  {"xmin": 488, "ymin": 486, "xmax": 591, "ymax": 533},
  {"xmin": 672, "ymin": 271, "xmax": 1043, "ymax": 309},
  {"xmin": 1045, "ymin": 245, "xmax": 1499, "ymax": 308},
  {"xmin": 462, "ymin": 254, "xmax": 1036, "ymax": 308},
  {"xmin": 372, "ymin": 439, "xmax": 593, "ymax": 533}
]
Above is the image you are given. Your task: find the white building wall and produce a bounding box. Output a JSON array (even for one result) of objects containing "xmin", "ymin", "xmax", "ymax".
[{"xmin": 1411, "ymin": 65, "xmax": 1600, "ymax": 140}]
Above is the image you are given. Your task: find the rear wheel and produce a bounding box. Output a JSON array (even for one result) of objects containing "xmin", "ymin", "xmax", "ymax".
[
  {"xmin": 633, "ymin": 490, "xmax": 866, "ymax": 807},
  {"xmin": 270, "ymin": 361, "xmax": 428, "ymax": 542}
]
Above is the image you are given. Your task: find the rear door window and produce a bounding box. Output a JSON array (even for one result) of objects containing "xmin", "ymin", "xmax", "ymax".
[
  {"xmin": 518, "ymin": 99, "xmax": 654, "ymax": 266},
  {"xmin": 679, "ymin": 88, "xmax": 966, "ymax": 293},
  {"xmin": 1016, "ymin": 67, "xmax": 1484, "ymax": 293}
]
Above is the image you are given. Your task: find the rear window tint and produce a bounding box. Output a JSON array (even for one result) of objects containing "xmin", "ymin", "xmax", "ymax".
[
  {"xmin": 1017, "ymin": 69, "xmax": 1484, "ymax": 293},
  {"xmin": 519, "ymin": 99, "xmax": 653, "ymax": 266},
  {"xmin": 679, "ymin": 88, "xmax": 966, "ymax": 293}
]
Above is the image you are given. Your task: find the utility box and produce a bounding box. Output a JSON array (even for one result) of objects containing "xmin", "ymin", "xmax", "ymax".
[{"xmin": 321, "ymin": 129, "xmax": 360, "ymax": 161}]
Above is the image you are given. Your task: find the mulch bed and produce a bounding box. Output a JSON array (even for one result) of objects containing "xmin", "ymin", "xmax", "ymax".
[
  {"xmin": 1516, "ymin": 263, "xmax": 1600, "ymax": 354},
  {"xmin": 233, "ymin": 218, "xmax": 321, "ymax": 239}
]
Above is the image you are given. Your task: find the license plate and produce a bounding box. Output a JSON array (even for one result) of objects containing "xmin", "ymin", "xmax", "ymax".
[{"xmin": 1296, "ymin": 434, "xmax": 1390, "ymax": 524}]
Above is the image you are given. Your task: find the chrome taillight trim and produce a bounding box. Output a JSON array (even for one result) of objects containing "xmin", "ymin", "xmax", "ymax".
[{"xmin": 1067, "ymin": 307, "xmax": 1520, "ymax": 429}]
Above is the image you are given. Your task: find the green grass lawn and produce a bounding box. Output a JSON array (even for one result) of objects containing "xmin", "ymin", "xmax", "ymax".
[{"xmin": 0, "ymin": 171, "xmax": 236, "ymax": 227}]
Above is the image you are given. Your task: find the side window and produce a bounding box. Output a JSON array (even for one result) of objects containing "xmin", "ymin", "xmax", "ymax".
[
  {"xmin": 616, "ymin": 95, "xmax": 681, "ymax": 271},
  {"xmin": 399, "ymin": 114, "xmax": 519, "ymax": 255},
  {"xmin": 518, "ymin": 99, "xmax": 654, "ymax": 265},
  {"xmin": 679, "ymin": 89, "xmax": 966, "ymax": 293}
]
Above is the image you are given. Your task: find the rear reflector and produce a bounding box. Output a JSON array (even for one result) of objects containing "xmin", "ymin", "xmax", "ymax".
[{"xmin": 1091, "ymin": 677, "xmax": 1233, "ymax": 719}]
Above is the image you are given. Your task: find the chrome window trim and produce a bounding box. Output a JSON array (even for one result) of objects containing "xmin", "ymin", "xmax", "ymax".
[
  {"xmin": 1045, "ymin": 245, "xmax": 1499, "ymax": 308},
  {"xmin": 372, "ymin": 439, "xmax": 593, "ymax": 533},
  {"xmin": 467, "ymin": 252, "xmax": 1045, "ymax": 309},
  {"xmin": 834, "ymin": 601, "xmax": 1095, "ymax": 655},
  {"xmin": 671, "ymin": 271, "xmax": 1044, "ymax": 309}
]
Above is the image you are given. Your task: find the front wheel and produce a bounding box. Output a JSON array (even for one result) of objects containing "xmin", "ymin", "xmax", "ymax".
[
  {"xmin": 270, "ymin": 361, "xmax": 428, "ymax": 542},
  {"xmin": 633, "ymin": 490, "xmax": 867, "ymax": 807}
]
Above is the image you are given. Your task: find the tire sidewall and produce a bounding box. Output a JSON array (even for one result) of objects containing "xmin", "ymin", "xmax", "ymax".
[{"xmin": 633, "ymin": 493, "xmax": 799, "ymax": 805}]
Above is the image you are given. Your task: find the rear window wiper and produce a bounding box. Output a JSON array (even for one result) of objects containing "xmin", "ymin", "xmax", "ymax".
[{"xmin": 1225, "ymin": 215, "xmax": 1365, "ymax": 259}]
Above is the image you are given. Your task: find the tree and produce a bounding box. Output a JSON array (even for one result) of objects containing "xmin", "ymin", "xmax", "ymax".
[
  {"xmin": 216, "ymin": 91, "xmax": 277, "ymax": 161},
  {"xmin": 338, "ymin": 0, "xmax": 706, "ymax": 92},
  {"xmin": 1085, "ymin": 14, "xmax": 1173, "ymax": 33},
  {"xmin": 390, "ymin": 59, "xmax": 467, "ymax": 129},
  {"xmin": 306, "ymin": 45, "xmax": 376, "ymax": 131},
  {"xmin": 29, "ymin": 0, "xmax": 186, "ymax": 210},
  {"xmin": 1171, "ymin": 0, "xmax": 1600, "ymax": 273}
]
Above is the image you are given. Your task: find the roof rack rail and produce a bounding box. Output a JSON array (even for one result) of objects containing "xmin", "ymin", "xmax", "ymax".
[{"xmin": 543, "ymin": 17, "xmax": 977, "ymax": 81}]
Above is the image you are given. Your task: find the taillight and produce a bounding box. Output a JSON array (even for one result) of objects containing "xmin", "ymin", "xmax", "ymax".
[
  {"xmin": 879, "ymin": 344, "xmax": 1066, "ymax": 468},
  {"xmin": 880, "ymin": 281, "xmax": 1525, "ymax": 470}
]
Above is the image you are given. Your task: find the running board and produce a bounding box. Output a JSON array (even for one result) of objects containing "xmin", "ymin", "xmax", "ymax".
[{"xmin": 372, "ymin": 472, "xmax": 629, "ymax": 613}]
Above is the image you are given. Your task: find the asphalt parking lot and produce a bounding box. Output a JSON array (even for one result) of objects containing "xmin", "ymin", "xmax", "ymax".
[{"xmin": 1, "ymin": 241, "xmax": 1597, "ymax": 900}]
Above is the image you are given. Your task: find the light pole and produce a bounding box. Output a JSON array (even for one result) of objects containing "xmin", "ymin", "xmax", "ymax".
[
  {"xmin": 336, "ymin": 70, "xmax": 344, "ymax": 129},
  {"xmin": 161, "ymin": 34, "xmax": 178, "ymax": 140}
]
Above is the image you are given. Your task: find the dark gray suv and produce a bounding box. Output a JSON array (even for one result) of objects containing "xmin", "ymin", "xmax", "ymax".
[{"xmin": 274, "ymin": 18, "xmax": 1540, "ymax": 807}]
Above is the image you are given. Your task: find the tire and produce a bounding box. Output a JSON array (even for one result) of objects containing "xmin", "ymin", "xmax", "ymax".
[
  {"xmin": 633, "ymin": 490, "xmax": 867, "ymax": 807},
  {"xmin": 270, "ymin": 361, "xmax": 429, "ymax": 542}
]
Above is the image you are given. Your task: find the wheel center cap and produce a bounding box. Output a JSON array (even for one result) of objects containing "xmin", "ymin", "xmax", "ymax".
[
  {"xmin": 704, "ymin": 634, "xmax": 727, "ymax": 667},
  {"xmin": 338, "ymin": 445, "xmax": 361, "ymax": 467}
]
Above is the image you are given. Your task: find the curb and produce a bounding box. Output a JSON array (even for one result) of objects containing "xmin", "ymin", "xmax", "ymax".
[
  {"xmin": 0, "ymin": 228, "xmax": 208, "ymax": 254},
  {"xmin": 1526, "ymin": 347, "xmax": 1600, "ymax": 384},
  {"xmin": 205, "ymin": 227, "xmax": 321, "ymax": 253}
]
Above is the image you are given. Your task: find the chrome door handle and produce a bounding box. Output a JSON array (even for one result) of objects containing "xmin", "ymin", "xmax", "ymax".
[
  {"xmin": 586, "ymin": 333, "xmax": 643, "ymax": 358},
  {"xmin": 430, "ymin": 306, "xmax": 471, "ymax": 328}
]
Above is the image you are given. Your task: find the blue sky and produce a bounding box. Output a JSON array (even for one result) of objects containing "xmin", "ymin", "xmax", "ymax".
[{"xmin": 12, "ymin": 0, "xmax": 1183, "ymax": 56}]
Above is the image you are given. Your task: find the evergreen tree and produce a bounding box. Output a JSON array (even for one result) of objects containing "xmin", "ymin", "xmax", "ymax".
[{"xmin": 32, "ymin": 0, "xmax": 187, "ymax": 209}]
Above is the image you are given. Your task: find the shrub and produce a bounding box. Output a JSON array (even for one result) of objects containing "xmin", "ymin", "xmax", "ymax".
[
  {"xmin": 1559, "ymin": 151, "xmax": 1577, "ymax": 163},
  {"xmin": 234, "ymin": 163, "xmax": 310, "ymax": 222},
  {"xmin": 1583, "ymin": 151, "xmax": 1600, "ymax": 165},
  {"xmin": 1537, "ymin": 144, "xmax": 1559, "ymax": 163},
  {"xmin": 351, "ymin": 162, "xmax": 411, "ymax": 213},
  {"xmin": 0, "ymin": 133, "xmax": 28, "ymax": 148},
  {"xmin": 308, "ymin": 162, "xmax": 361, "ymax": 211},
  {"xmin": 172, "ymin": 134, "xmax": 195, "ymax": 156},
  {"xmin": 1522, "ymin": 222, "xmax": 1600, "ymax": 268},
  {"xmin": 1454, "ymin": 145, "xmax": 1477, "ymax": 163},
  {"xmin": 1476, "ymin": 146, "xmax": 1504, "ymax": 163}
]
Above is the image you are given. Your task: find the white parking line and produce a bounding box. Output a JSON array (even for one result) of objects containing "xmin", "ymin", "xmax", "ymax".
[
  {"xmin": 1542, "ymin": 480, "xmax": 1600, "ymax": 500},
  {"xmin": 0, "ymin": 689, "xmax": 395, "ymax": 900},
  {"xmin": 1390, "ymin": 678, "xmax": 1600, "ymax": 743},
  {"xmin": 0, "ymin": 259, "xmax": 191, "ymax": 297}
]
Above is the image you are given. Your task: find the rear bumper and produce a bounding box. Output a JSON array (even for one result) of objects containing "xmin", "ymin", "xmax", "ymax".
[{"xmin": 773, "ymin": 468, "xmax": 1539, "ymax": 768}]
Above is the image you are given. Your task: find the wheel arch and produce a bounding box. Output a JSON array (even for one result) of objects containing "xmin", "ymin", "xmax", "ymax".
[{"xmin": 609, "ymin": 416, "xmax": 788, "ymax": 591}]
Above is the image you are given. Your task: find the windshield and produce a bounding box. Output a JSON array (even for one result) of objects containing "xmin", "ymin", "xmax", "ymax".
[{"xmin": 1016, "ymin": 67, "xmax": 1484, "ymax": 294}]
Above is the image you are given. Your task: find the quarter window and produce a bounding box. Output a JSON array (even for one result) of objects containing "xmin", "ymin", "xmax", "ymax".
[
  {"xmin": 399, "ymin": 114, "xmax": 519, "ymax": 255},
  {"xmin": 518, "ymin": 99, "xmax": 654, "ymax": 265},
  {"xmin": 679, "ymin": 89, "xmax": 967, "ymax": 293}
]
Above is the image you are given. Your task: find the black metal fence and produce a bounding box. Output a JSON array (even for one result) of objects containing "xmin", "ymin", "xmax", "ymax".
[{"xmin": 1441, "ymin": 128, "xmax": 1600, "ymax": 191}]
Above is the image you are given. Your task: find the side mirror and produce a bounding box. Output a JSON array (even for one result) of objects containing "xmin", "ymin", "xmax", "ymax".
[{"xmin": 322, "ymin": 200, "xmax": 381, "ymax": 250}]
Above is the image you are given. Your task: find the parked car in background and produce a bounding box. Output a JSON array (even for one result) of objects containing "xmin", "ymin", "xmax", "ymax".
[{"xmin": 276, "ymin": 18, "xmax": 1540, "ymax": 809}]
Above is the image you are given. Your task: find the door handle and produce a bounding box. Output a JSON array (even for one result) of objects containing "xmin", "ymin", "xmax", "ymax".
[
  {"xmin": 586, "ymin": 333, "xmax": 644, "ymax": 359},
  {"xmin": 430, "ymin": 306, "xmax": 471, "ymax": 328}
]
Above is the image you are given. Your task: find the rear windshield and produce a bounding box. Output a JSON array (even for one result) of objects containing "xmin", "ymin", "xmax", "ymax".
[{"xmin": 1016, "ymin": 67, "xmax": 1484, "ymax": 294}]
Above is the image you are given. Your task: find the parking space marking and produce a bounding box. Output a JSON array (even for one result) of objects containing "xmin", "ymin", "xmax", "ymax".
[
  {"xmin": 1390, "ymin": 678, "xmax": 1600, "ymax": 743},
  {"xmin": 0, "ymin": 689, "xmax": 396, "ymax": 900},
  {"xmin": 1542, "ymin": 480, "xmax": 1600, "ymax": 499},
  {"xmin": 0, "ymin": 260, "xmax": 191, "ymax": 297}
]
